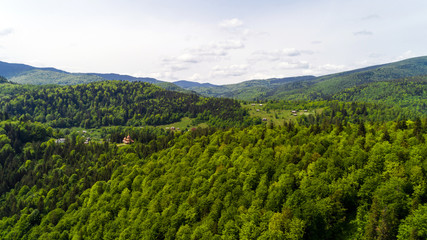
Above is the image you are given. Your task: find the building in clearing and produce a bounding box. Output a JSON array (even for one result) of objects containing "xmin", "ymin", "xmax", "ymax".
[
  {"xmin": 123, "ymin": 135, "xmax": 134, "ymax": 144},
  {"xmin": 262, "ymin": 118, "xmax": 267, "ymax": 121}
]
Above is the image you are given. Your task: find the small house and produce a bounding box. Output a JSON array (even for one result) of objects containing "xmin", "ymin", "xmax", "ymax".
[
  {"xmin": 123, "ymin": 135, "xmax": 134, "ymax": 144},
  {"xmin": 262, "ymin": 118, "xmax": 267, "ymax": 121}
]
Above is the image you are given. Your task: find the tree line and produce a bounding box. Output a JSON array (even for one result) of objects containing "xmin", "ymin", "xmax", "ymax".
[
  {"xmin": 0, "ymin": 115, "xmax": 426, "ymax": 239},
  {"xmin": 1, "ymin": 80, "xmax": 249, "ymax": 128}
]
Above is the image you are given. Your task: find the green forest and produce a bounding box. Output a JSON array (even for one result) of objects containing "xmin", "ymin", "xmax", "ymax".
[
  {"xmin": 173, "ymin": 56, "xmax": 427, "ymax": 103},
  {"xmin": 0, "ymin": 81, "xmax": 251, "ymax": 128},
  {"xmin": 0, "ymin": 114, "xmax": 426, "ymax": 239},
  {"xmin": 0, "ymin": 69, "xmax": 427, "ymax": 240}
]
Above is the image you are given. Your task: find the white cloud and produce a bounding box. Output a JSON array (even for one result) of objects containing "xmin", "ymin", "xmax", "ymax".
[
  {"xmin": 191, "ymin": 47, "xmax": 228, "ymax": 57},
  {"xmin": 277, "ymin": 60, "xmax": 309, "ymax": 69},
  {"xmin": 163, "ymin": 53, "xmax": 200, "ymax": 63},
  {"xmin": 191, "ymin": 39, "xmax": 244, "ymax": 56},
  {"xmin": 353, "ymin": 30, "xmax": 373, "ymax": 36},
  {"xmin": 2, "ymin": 1, "xmax": 425, "ymax": 85},
  {"xmin": 296, "ymin": 63, "xmax": 348, "ymax": 76},
  {"xmin": 368, "ymin": 53, "xmax": 384, "ymax": 59},
  {"xmin": 169, "ymin": 63, "xmax": 189, "ymax": 72},
  {"xmin": 215, "ymin": 39, "xmax": 244, "ymax": 50},
  {"xmin": 189, "ymin": 73, "xmax": 201, "ymax": 81},
  {"xmin": 156, "ymin": 38, "xmax": 246, "ymax": 80},
  {"xmin": 362, "ymin": 14, "xmax": 380, "ymax": 20},
  {"xmin": 318, "ymin": 64, "xmax": 346, "ymax": 72},
  {"xmin": 211, "ymin": 64, "xmax": 248, "ymax": 77},
  {"xmin": 218, "ymin": 18, "xmax": 260, "ymax": 39},
  {"xmin": 164, "ymin": 39, "xmax": 244, "ymax": 67},
  {"xmin": 247, "ymin": 73, "xmax": 282, "ymax": 80},
  {"xmin": 283, "ymin": 48, "xmax": 302, "ymax": 56},
  {"xmin": 250, "ymin": 48, "xmax": 311, "ymax": 63},
  {"xmin": 0, "ymin": 28, "xmax": 13, "ymax": 36},
  {"xmin": 219, "ymin": 18, "xmax": 243, "ymax": 29},
  {"xmin": 176, "ymin": 53, "xmax": 199, "ymax": 63},
  {"xmin": 160, "ymin": 54, "xmax": 197, "ymax": 72},
  {"xmin": 147, "ymin": 71, "xmax": 177, "ymax": 80},
  {"xmin": 397, "ymin": 50, "xmax": 414, "ymax": 60}
]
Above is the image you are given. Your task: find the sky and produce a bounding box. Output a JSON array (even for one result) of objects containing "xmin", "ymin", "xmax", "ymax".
[{"xmin": 1, "ymin": 0, "xmax": 427, "ymax": 85}]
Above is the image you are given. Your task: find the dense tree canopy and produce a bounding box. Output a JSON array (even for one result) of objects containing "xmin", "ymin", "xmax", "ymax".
[
  {"xmin": 1, "ymin": 81, "xmax": 249, "ymax": 128},
  {"xmin": 0, "ymin": 76, "xmax": 8, "ymax": 84},
  {"xmin": 1, "ymin": 72, "xmax": 427, "ymax": 239},
  {"xmin": 0, "ymin": 116, "xmax": 426, "ymax": 239}
]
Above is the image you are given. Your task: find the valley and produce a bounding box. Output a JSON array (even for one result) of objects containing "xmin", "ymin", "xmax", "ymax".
[{"xmin": 0, "ymin": 57, "xmax": 426, "ymax": 239}]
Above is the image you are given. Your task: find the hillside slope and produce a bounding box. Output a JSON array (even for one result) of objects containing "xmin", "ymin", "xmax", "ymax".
[
  {"xmin": 0, "ymin": 61, "xmax": 186, "ymax": 91},
  {"xmin": 331, "ymin": 76, "xmax": 427, "ymax": 114},
  {"xmin": 261, "ymin": 56, "xmax": 427, "ymax": 101},
  {"xmin": 0, "ymin": 80, "xmax": 249, "ymax": 128},
  {"xmin": 8, "ymin": 69, "xmax": 106, "ymax": 85},
  {"xmin": 0, "ymin": 117, "xmax": 426, "ymax": 239},
  {"xmin": 181, "ymin": 76, "xmax": 316, "ymax": 100},
  {"xmin": 278, "ymin": 56, "xmax": 427, "ymax": 99},
  {"xmin": 175, "ymin": 56, "xmax": 427, "ymax": 102}
]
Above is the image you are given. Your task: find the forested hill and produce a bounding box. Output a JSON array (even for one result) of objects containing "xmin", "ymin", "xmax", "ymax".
[
  {"xmin": 268, "ymin": 56, "xmax": 427, "ymax": 100},
  {"xmin": 0, "ymin": 61, "xmax": 186, "ymax": 92},
  {"xmin": 0, "ymin": 80, "xmax": 250, "ymax": 128},
  {"xmin": 2, "ymin": 57, "xmax": 427, "ymax": 240},
  {"xmin": 0, "ymin": 61, "xmax": 105, "ymax": 85},
  {"xmin": 176, "ymin": 56, "xmax": 427, "ymax": 101},
  {"xmin": 331, "ymin": 76, "xmax": 427, "ymax": 115},
  {"xmin": 0, "ymin": 115, "xmax": 426, "ymax": 239},
  {"xmin": 2, "ymin": 56, "xmax": 427, "ymax": 102}
]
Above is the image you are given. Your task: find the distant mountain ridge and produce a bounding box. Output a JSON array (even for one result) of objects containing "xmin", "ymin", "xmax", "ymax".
[
  {"xmin": 174, "ymin": 56, "xmax": 427, "ymax": 101},
  {"xmin": 0, "ymin": 61, "xmax": 183, "ymax": 91},
  {"xmin": 87, "ymin": 73, "xmax": 161, "ymax": 84},
  {"xmin": 0, "ymin": 61, "xmax": 106, "ymax": 85},
  {"xmin": 173, "ymin": 80, "xmax": 219, "ymax": 89},
  {"xmin": 1, "ymin": 56, "xmax": 427, "ymax": 102}
]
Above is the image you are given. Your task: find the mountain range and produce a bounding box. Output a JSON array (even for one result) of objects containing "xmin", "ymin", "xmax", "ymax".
[
  {"xmin": 1, "ymin": 57, "xmax": 427, "ymax": 239},
  {"xmin": 173, "ymin": 56, "xmax": 427, "ymax": 101},
  {"xmin": 1, "ymin": 56, "xmax": 427, "ymax": 103}
]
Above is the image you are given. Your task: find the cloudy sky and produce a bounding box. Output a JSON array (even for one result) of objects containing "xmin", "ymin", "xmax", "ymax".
[{"xmin": 1, "ymin": 0, "xmax": 426, "ymax": 84}]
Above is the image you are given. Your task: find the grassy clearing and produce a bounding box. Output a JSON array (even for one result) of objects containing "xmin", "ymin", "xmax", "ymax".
[
  {"xmin": 155, "ymin": 117, "xmax": 209, "ymax": 131},
  {"xmin": 65, "ymin": 127, "xmax": 104, "ymax": 142},
  {"xmin": 63, "ymin": 117, "xmax": 210, "ymax": 144},
  {"xmin": 242, "ymin": 103, "xmax": 316, "ymax": 126},
  {"xmin": 64, "ymin": 106, "xmax": 318, "ymax": 144}
]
